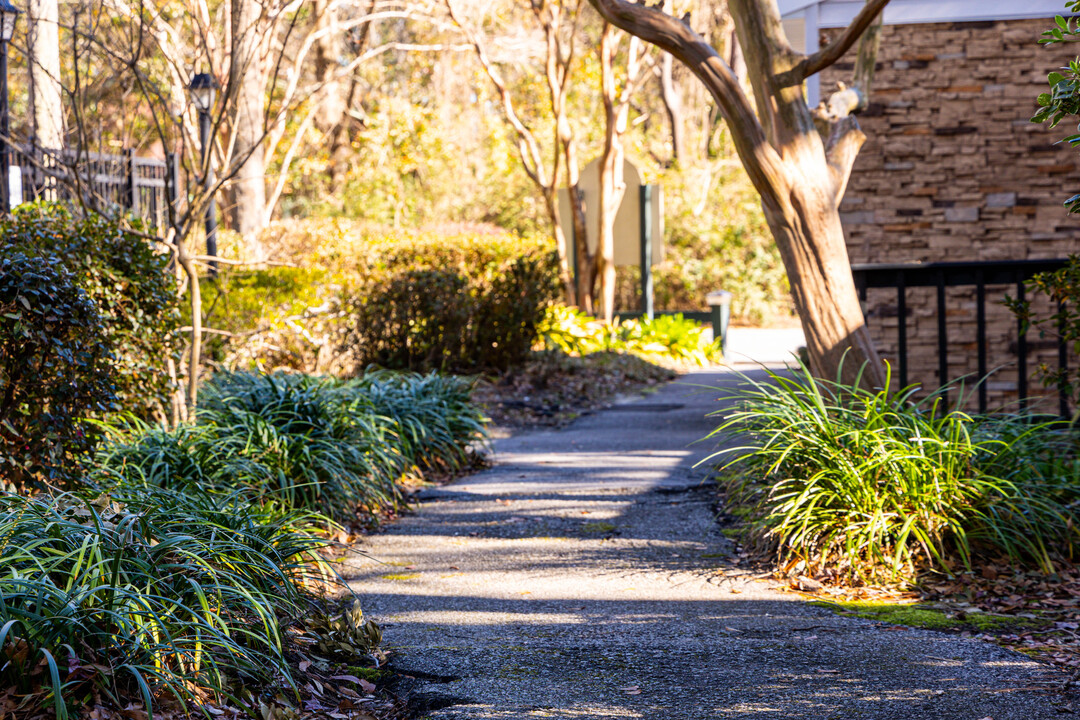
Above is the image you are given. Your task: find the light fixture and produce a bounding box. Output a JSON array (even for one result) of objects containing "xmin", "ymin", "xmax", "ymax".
[
  {"xmin": 188, "ymin": 72, "xmax": 219, "ymax": 114},
  {"xmin": 0, "ymin": 0, "xmax": 19, "ymax": 42}
]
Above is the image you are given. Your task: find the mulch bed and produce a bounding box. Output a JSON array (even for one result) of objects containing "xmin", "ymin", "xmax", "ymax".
[{"xmin": 471, "ymin": 350, "xmax": 678, "ymax": 430}]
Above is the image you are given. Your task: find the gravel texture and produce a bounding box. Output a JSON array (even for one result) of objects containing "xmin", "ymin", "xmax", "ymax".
[{"xmin": 347, "ymin": 367, "xmax": 1077, "ymax": 719}]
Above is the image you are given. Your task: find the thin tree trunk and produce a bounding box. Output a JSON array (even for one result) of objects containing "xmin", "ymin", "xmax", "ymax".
[
  {"xmin": 175, "ymin": 234, "xmax": 202, "ymax": 412},
  {"xmin": 596, "ymin": 25, "xmax": 626, "ymax": 324},
  {"xmin": 230, "ymin": 0, "xmax": 269, "ymax": 259},
  {"xmin": 28, "ymin": 0, "xmax": 63, "ymax": 198},
  {"xmin": 659, "ymin": 52, "xmax": 685, "ymax": 166},
  {"xmin": 565, "ymin": 137, "xmax": 593, "ymax": 314},
  {"xmin": 312, "ymin": 0, "xmax": 345, "ymax": 131}
]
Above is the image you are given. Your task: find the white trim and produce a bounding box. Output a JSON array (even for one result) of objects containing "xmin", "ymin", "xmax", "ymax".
[
  {"xmin": 784, "ymin": 0, "xmax": 1070, "ymax": 26},
  {"xmin": 778, "ymin": 0, "xmax": 821, "ymax": 14}
]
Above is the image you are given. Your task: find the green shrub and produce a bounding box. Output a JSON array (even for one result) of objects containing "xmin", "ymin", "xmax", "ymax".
[
  {"xmin": 0, "ymin": 252, "xmax": 116, "ymax": 488},
  {"xmin": 0, "ymin": 203, "xmax": 179, "ymax": 418},
  {"xmin": 99, "ymin": 370, "xmax": 487, "ymax": 520},
  {"xmin": 539, "ymin": 305, "xmax": 721, "ymax": 365},
  {"xmin": 202, "ymin": 220, "xmax": 558, "ymax": 374},
  {"xmin": 338, "ymin": 232, "xmax": 559, "ymax": 373},
  {"xmin": 0, "ymin": 485, "xmax": 328, "ymax": 717},
  {"xmin": 710, "ymin": 362, "xmax": 1079, "ymax": 583},
  {"xmin": 199, "ymin": 265, "xmax": 330, "ymax": 370}
]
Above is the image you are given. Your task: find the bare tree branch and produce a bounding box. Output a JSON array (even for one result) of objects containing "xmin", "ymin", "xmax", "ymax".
[{"xmin": 776, "ymin": 0, "xmax": 889, "ymax": 86}]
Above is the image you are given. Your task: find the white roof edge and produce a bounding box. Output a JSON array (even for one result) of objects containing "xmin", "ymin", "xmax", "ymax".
[
  {"xmin": 777, "ymin": 0, "xmax": 821, "ymax": 14},
  {"xmin": 783, "ymin": 0, "xmax": 1072, "ymax": 27}
]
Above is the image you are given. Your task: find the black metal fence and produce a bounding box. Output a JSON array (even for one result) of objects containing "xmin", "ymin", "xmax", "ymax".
[
  {"xmin": 13, "ymin": 146, "xmax": 175, "ymax": 232},
  {"xmin": 852, "ymin": 259, "xmax": 1071, "ymax": 415}
]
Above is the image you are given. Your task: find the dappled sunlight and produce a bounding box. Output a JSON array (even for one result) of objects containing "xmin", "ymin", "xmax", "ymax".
[
  {"xmin": 348, "ymin": 367, "xmax": 1069, "ymax": 717},
  {"xmin": 383, "ymin": 610, "xmax": 587, "ymax": 626}
]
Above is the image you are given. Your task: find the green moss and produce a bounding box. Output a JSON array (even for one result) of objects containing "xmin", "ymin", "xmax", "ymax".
[
  {"xmin": 813, "ymin": 600, "xmax": 1048, "ymax": 632},
  {"xmin": 379, "ymin": 573, "xmax": 420, "ymax": 581},
  {"xmin": 345, "ymin": 666, "xmax": 390, "ymax": 682},
  {"xmin": 581, "ymin": 522, "xmax": 616, "ymax": 534}
]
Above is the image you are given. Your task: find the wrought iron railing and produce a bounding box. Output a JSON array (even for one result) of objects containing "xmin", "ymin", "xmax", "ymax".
[
  {"xmin": 13, "ymin": 146, "xmax": 176, "ymax": 233},
  {"xmin": 852, "ymin": 259, "xmax": 1071, "ymax": 415}
]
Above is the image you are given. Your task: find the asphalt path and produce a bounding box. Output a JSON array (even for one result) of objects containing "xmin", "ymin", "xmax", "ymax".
[{"xmin": 347, "ymin": 367, "xmax": 1076, "ymax": 719}]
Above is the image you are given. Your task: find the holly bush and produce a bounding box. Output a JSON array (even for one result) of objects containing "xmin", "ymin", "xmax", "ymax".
[
  {"xmin": 0, "ymin": 253, "xmax": 115, "ymax": 488},
  {"xmin": 0, "ymin": 204, "xmax": 180, "ymax": 418}
]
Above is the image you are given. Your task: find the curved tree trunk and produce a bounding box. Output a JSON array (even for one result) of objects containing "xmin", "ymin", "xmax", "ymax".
[{"xmin": 586, "ymin": 0, "xmax": 889, "ymax": 388}]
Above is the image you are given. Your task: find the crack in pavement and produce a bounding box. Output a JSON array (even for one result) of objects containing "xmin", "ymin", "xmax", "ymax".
[{"xmin": 347, "ymin": 367, "xmax": 1078, "ymax": 719}]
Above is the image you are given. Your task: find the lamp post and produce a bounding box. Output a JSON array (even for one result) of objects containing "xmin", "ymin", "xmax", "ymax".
[
  {"xmin": 189, "ymin": 72, "xmax": 219, "ymax": 276},
  {"xmin": 0, "ymin": 0, "xmax": 20, "ymax": 214}
]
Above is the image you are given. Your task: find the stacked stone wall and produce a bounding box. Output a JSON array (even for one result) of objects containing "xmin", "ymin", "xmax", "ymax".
[{"xmin": 820, "ymin": 18, "xmax": 1080, "ymax": 411}]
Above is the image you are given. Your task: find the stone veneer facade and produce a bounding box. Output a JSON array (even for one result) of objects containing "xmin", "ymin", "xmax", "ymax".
[{"xmin": 819, "ymin": 17, "xmax": 1080, "ymax": 409}]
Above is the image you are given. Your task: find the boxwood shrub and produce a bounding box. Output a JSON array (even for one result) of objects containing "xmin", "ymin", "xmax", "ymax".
[{"xmin": 208, "ymin": 220, "xmax": 559, "ymax": 374}]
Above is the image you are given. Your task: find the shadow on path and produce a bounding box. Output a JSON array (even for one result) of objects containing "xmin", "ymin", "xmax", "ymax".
[{"xmin": 348, "ymin": 367, "xmax": 1074, "ymax": 719}]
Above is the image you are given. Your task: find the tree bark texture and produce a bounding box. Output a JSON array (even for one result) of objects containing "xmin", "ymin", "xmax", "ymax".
[
  {"xmin": 586, "ymin": 0, "xmax": 889, "ymax": 388},
  {"xmin": 229, "ymin": 0, "xmax": 270, "ymax": 257},
  {"xmin": 28, "ymin": 0, "xmax": 63, "ymax": 151},
  {"xmin": 312, "ymin": 0, "xmax": 345, "ymax": 132}
]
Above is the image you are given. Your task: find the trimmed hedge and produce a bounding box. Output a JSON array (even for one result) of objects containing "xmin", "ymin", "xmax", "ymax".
[
  {"xmin": 338, "ymin": 232, "xmax": 558, "ymax": 372},
  {"xmin": 208, "ymin": 219, "xmax": 559, "ymax": 374},
  {"xmin": 0, "ymin": 253, "xmax": 114, "ymax": 488}
]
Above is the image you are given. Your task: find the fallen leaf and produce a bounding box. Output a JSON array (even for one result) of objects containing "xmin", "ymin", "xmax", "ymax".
[
  {"xmin": 298, "ymin": 660, "xmax": 312, "ymax": 672},
  {"xmin": 330, "ymin": 675, "xmax": 363, "ymax": 684}
]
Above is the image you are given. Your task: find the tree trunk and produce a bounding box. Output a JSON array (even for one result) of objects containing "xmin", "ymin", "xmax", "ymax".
[
  {"xmin": 587, "ymin": 0, "xmax": 889, "ymax": 387},
  {"xmin": 659, "ymin": 53, "xmax": 685, "ymax": 166},
  {"xmin": 229, "ymin": 0, "xmax": 269, "ymax": 259},
  {"xmin": 28, "ymin": 0, "xmax": 62, "ymax": 149},
  {"xmin": 565, "ymin": 139, "xmax": 593, "ymax": 313},
  {"xmin": 312, "ymin": 0, "xmax": 346, "ymax": 132},
  {"xmin": 543, "ymin": 187, "xmax": 577, "ymax": 305},
  {"xmin": 596, "ymin": 24, "xmax": 630, "ymax": 324},
  {"xmin": 27, "ymin": 0, "xmax": 63, "ymax": 198},
  {"xmin": 762, "ymin": 159, "xmax": 880, "ymax": 386}
]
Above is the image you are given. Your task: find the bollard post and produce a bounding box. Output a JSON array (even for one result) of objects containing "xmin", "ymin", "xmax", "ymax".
[{"xmin": 706, "ymin": 290, "xmax": 733, "ymax": 356}]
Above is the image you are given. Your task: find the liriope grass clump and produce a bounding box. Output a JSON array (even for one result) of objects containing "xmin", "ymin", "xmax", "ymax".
[
  {"xmin": 710, "ymin": 363, "xmax": 1080, "ymax": 583},
  {"xmin": 99, "ymin": 370, "xmax": 487, "ymax": 520},
  {"xmin": 0, "ymin": 485, "xmax": 330, "ymax": 718}
]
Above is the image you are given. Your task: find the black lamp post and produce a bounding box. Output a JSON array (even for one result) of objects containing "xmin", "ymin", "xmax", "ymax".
[
  {"xmin": 189, "ymin": 72, "xmax": 219, "ymax": 275},
  {"xmin": 0, "ymin": 0, "xmax": 20, "ymax": 214}
]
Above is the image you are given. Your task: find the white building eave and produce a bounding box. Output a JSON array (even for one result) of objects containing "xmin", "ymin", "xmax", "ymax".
[
  {"xmin": 783, "ymin": 0, "xmax": 1072, "ymax": 28},
  {"xmin": 780, "ymin": 0, "xmax": 1068, "ymax": 105}
]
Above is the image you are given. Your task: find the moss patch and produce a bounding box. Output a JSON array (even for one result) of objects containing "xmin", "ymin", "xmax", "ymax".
[
  {"xmin": 379, "ymin": 573, "xmax": 421, "ymax": 581},
  {"xmin": 813, "ymin": 600, "xmax": 1049, "ymax": 632},
  {"xmin": 581, "ymin": 522, "xmax": 616, "ymax": 534},
  {"xmin": 345, "ymin": 666, "xmax": 391, "ymax": 682}
]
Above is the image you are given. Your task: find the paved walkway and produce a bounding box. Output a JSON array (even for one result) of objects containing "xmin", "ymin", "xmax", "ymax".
[{"xmin": 347, "ymin": 368, "xmax": 1075, "ymax": 719}]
